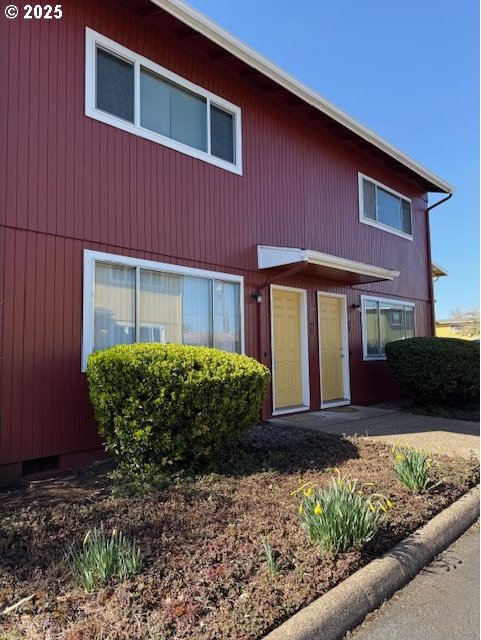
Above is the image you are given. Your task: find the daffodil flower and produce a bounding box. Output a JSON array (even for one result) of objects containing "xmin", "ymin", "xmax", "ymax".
[{"xmin": 314, "ymin": 503, "xmax": 322, "ymax": 516}]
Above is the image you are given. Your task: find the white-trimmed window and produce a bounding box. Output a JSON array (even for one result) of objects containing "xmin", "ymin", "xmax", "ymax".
[
  {"xmin": 358, "ymin": 174, "xmax": 412, "ymax": 238},
  {"xmin": 361, "ymin": 296, "xmax": 415, "ymax": 360},
  {"xmin": 85, "ymin": 28, "xmax": 242, "ymax": 174},
  {"xmin": 82, "ymin": 250, "xmax": 244, "ymax": 370}
]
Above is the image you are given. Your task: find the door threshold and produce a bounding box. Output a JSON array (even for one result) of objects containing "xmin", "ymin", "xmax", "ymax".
[
  {"xmin": 321, "ymin": 399, "xmax": 351, "ymax": 409},
  {"xmin": 272, "ymin": 405, "xmax": 310, "ymax": 417}
]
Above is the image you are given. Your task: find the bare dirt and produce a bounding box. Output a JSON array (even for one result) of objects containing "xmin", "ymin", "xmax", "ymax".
[{"xmin": 0, "ymin": 424, "xmax": 478, "ymax": 640}]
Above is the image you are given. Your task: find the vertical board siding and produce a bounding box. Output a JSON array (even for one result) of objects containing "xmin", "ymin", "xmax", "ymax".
[{"xmin": 1, "ymin": 0, "xmax": 434, "ymax": 467}]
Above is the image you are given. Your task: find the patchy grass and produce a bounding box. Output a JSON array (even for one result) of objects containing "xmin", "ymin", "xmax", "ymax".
[{"xmin": 0, "ymin": 425, "xmax": 478, "ymax": 640}]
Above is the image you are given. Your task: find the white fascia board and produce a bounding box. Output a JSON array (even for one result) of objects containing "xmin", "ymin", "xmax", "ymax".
[
  {"xmin": 151, "ymin": 0, "xmax": 453, "ymax": 194},
  {"xmin": 304, "ymin": 250, "xmax": 399, "ymax": 280},
  {"xmin": 257, "ymin": 245, "xmax": 400, "ymax": 281}
]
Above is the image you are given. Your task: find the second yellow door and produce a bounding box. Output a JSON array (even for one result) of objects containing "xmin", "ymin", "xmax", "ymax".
[
  {"xmin": 272, "ymin": 288, "xmax": 304, "ymax": 410},
  {"xmin": 318, "ymin": 295, "xmax": 345, "ymax": 403}
]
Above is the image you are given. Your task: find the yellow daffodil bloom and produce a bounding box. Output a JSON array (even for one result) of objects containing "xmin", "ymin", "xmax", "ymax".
[{"xmin": 314, "ymin": 503, "xmax": 323, "ymax": 516}]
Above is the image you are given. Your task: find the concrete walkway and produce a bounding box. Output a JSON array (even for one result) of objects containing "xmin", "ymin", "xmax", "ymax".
[
  {"xmin": 270, "ymin": 406, "xmax": 479, "ymax": 458},
  {"xmin": 346, "ymin": 522, "xmax": 480, "ymax": 640}
]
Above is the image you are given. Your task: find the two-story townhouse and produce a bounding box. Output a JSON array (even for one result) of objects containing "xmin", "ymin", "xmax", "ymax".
[{"xmin": 0, "ymin": 0, "xmax": 452, "ymax": 485}]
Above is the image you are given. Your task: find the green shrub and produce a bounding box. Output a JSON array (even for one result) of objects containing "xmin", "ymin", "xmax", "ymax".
[
  {"xmin": 67, "ymin": 524, "xmax": 142, "ymax": 592},
  {"xmin": 393, "ymin": 444, "xmax": 440, "ymax": 493},
  {"xmin": 294, "ymin": 473, "xmax": 393, "ymax": 554},
  {"xmin": 385, "ymin": 337, "xmax": 479, "ymax": 406},
  {"xmin": 87, "ymin": 343, "xmax": 270, "ymax": 472}
]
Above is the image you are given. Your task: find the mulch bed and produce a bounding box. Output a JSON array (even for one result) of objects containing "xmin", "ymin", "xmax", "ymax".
[{"xmin": 0, "ymin": 424, "xmax": 478, "ymax": 640}]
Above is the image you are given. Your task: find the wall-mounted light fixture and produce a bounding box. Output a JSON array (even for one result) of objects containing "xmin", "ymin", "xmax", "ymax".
[
  {"xmin": 252, "ymin": 291, "xmax": 263, "ymax": 304},
  {"xmin": 351, "ymin": 303, "xmax": 361, "ymax": 311}
]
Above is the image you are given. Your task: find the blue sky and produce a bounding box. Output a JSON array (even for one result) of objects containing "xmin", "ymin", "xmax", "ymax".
[{"xmin": 189, "ymin": 0, "xmax": 479, "ymax": 319}]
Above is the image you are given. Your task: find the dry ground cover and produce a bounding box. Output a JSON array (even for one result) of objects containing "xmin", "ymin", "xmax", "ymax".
[{"xmin": 0, "ymin": 425, "xmax": 478, "ymax": 640}]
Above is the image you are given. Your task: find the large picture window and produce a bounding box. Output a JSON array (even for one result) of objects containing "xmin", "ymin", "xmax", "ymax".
[
  {"xmin": 362, "ymin": 296, "xmax": 415, "ymax": 360},
  {"xmin": 85, "ymin": 28, "xmax": 242, "ymax": 174},
  {"xmin": 82, "ymin": 251, "xmax": 243, "ymax": 370},
  {"xmin": 358, "ymin": 174, "xmax": 412, "ymax": 238}
]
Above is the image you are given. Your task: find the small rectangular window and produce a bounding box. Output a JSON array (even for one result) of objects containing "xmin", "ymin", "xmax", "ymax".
[
  {"xmin": 94, "ymin": 263, "xmax": 136, "ymax": 351},
  {"xmin": 365, "ymin": 300, "xmax": 380, "ymax": 356},
  {"xmin": 211, "ymin": 105, "xmax": 234, "ymax": 163},
  {"xmin": 96, "ymin": 48, "xmax": 134, "ymax": 123},
  {"xmin": 401, "ymin": 199, "xmax": 412, "ymax": 235},
  {"xmin": 213, "ymin": 280, "xmax": 241, "ymax": 352},
  {"xmin": 140, "ymin": 68, "xmax": 172, "ymax": 137},
  {"xmin": 359, "ymin": 175, "xmax": 412, "ymax": 238},
  {"xmin": 182, "ymin": 277, "xmax": 213, "ymax": 347},
  {"xmin": 140, "ymin": 69, "xmax": 207, "ymax": 152},
  {"xmin": 362, "ymin": 297, "xmax": 415, "ymax": 359},
  {"xmin": 139, "ymin": 270, "xmax": 182, "ymax": 344},
  {"xmin": 377, "ymin": 187, "xmax": 402, "ymax": 229},
  {"xmin": 362, "ymin": 179, "xmax": 376, "ymax": 221}
]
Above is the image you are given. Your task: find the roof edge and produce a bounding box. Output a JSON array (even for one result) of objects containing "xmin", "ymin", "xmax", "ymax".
[{"xmin": 151, "ymin": 0, "xmax": 453, "ymax": 194}]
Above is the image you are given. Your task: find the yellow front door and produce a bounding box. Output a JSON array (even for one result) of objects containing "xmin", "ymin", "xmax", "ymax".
[
  {"xmin": 272, "ymin": 288, "xmax": 304, "ymax": 410},
  {"xmin": 318, "ymin": 295, "xmax": 345, "ymax": 403}
]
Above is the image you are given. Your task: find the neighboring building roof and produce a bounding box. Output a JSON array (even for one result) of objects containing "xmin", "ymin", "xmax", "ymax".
[
  {"xmin": 436, "ymin": 318, "xmax": 476, "ymax": 326},
  {"xmin": 151, "ymin": 0, "xmax": 453, "ymax": 194},
  {"xmin": 432, "ymin": 261, "xmax": 448, "ymax": 278}
]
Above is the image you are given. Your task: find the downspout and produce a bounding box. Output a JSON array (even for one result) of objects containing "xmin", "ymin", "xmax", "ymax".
[{"xmin": 426, "ymin": 192, "xmax": 453, "ymax": 335}]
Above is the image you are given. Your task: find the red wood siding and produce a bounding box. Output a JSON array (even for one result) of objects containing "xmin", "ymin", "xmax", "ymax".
[{"xmin": 0, "ymin": 0, "xmax": 433, "ymax": 471}]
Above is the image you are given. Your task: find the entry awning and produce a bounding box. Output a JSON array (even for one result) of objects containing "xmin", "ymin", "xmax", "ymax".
[{"xmin": 257, "ymin": 245, "xmax": 400, "ymax": 285}]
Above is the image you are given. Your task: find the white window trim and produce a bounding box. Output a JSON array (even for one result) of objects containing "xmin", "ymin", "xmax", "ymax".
[
  {"xmin": 361, "ymin": 295, "xmax": 416, "ymax": 361},
  {"xmin": 82, "ymin": 249, "xmax": 245, "ymax": 371},
  {"xmin": 358, "ymin": 173, "xmax": 413, "ymax": 241},
  {"xmin": 85, "ymin": 28, "xmax": 243, "ymax": 175}
]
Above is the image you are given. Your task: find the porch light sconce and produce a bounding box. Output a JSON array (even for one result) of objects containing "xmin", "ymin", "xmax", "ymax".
[
  {"xmin": 252, "ymin": 291, "xmax": 263, "ymax": 304},
  {"xmin": 351, "ymin": 303, "xmax": 361, "ymax": 312}
]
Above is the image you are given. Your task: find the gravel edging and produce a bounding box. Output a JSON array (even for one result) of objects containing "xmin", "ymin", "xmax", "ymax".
[{"xmin": 263, "ymin": 485, "xmax": 480, "ymax": 640}]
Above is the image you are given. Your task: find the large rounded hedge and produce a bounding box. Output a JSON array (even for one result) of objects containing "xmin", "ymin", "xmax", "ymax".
[
  {"xmin": 87, "ymin": 344, "xmax": 270, "ymax": 471},
  {"xmin": 384, "ymin": 337, "xmax": 479, "ymax": 406}
]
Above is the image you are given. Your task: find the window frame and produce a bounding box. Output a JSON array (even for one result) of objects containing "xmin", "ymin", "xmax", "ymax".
[
  {"xmin": 361, "ymin": 295, "xmax": 416, "ymax": 361},
  {"xmin": 82, "ymin": 250, "xmax": 245, "ymax": 371},
  {"xmin": 358, "ymin": 173, "xmax": 413, "ymax": 240},
  {"xmin": 85, "ymin": 28, "xmax": 243, "ymax": 175}
]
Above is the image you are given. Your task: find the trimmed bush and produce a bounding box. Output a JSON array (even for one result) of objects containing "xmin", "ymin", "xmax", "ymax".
[
  {"xmin": 385, "ymin": 337, "xmax": 479, "ymax": 406},
  {"xmin": 87, "ymin": 343, "xmax": 270, "ymax": 471}
]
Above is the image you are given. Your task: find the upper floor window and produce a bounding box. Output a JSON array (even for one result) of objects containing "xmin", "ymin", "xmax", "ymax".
[
  {"xmin": 358, "ymin": 174, "xmax": 412, "ymax": 239},
  {"xmin": 85, "ymin": 28, "xmax": 242, "ymax": 174},
  {"xmin": 361, "ymin": 296, "xmax": 415, "ymax": 360}
]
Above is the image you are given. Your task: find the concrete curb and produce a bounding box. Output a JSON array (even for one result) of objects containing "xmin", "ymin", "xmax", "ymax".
[{"xmin": 263, "ymin": 486, "xmax": 480, "ymax": 640}]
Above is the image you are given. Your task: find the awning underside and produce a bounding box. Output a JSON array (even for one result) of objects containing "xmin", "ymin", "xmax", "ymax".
[{"xmin": 257, "ymin": 245, "xmax": 400, "ymax": 285}]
